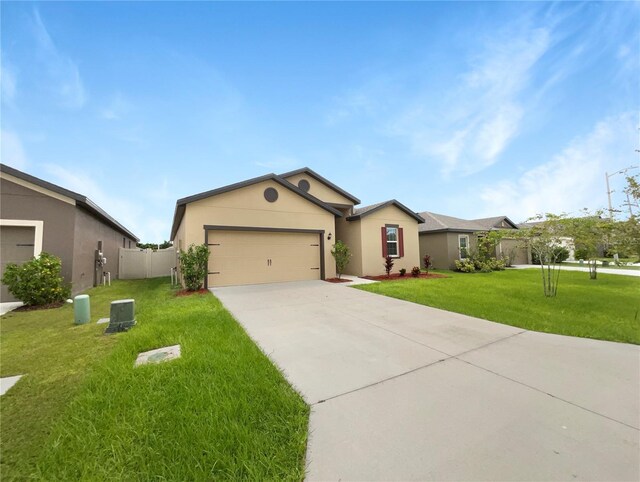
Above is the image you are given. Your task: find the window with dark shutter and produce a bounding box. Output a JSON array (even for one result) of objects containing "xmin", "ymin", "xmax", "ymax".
[{"xmin": 382, "ymin": 225, "xmax": 403, "ymax": 258}]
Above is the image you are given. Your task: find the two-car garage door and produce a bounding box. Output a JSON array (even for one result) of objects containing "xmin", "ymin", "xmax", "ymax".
[{"xmin": 207, "ymin": 230, "xmax": 322, "ymax": 287}]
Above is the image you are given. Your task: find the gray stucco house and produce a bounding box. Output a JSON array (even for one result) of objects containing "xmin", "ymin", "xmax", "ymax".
[
  {"xmin": 1, "ymin": 164, "xmax": 139, "ymax": 302},
  {"xmin": 418, "ymin": 211, "xmax": 529, "ymax": 269}
]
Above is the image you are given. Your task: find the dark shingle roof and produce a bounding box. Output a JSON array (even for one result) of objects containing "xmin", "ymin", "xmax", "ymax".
[
  {"xmin": 348, "ymin": 200, "xmax": 425, "ymax": 223},
  {"xmin": 471, "ymin": 216, "xmax": 518, "ymax": 230},
  {"xmin": 1, "ymin": 163, "xmax": 139, "ymax": 241},
  {"xmin": 418, "ymin": 212, "xmax": 520, "ymax": 233},
  {"xmin": 417, "ymin": 212, "xmax": 484, "ymax": 233}
]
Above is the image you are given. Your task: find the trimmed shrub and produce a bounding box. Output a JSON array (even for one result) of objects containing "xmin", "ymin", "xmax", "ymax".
[
  {"xmin": 411, "ymin": 266, "xmax": 421, "ymax": 277},
  {"xmin": 384, "ymin": 255, "xmax": 394, "ymax": 277},
  {"xmin": 179, "ymin": 244, "xmax": 210, "ymax": 291},
  {"xmin": 331, "ymin": 240, "xmax": 352, "ymax": 279},
  {"xmin": 399, "ymin": 268, "xmax": 406, "ymax": 277},
  {"xmin": 423, "ymin": 254, "xmax": 432, "ymax": 273},
  {"xmin": 1, "ymin": 252, "xmax": 70, "ymax": 306},
  {"xmin": 454, "ymin": 259, "xmax": 476, "ymax": 273}
]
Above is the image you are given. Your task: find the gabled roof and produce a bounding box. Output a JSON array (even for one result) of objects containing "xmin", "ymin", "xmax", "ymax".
[
  {"xmin": 0, "ymin": 163, "xmax": 139, "ymax": 241},
  {"xmin": 418, "ymin": 211, "xmax": 520, "ymax": 234},
  {"xmin": 471, "ymin": 215, "xmax": 518, "ymax": 230},
  {"xmin": 279, "ymin": 167, "xmax": 361, "ymax": 205},
  {"xmin": 170, "ymin": 173, "xmax": 342, "ymax": 239},
  {"xmin": 347, "ymin": 200, "xmax": 425, "ymax": 223},
  {"xmin": 418, "ymin": 211, "xmax": 485, "ymax": 233}
]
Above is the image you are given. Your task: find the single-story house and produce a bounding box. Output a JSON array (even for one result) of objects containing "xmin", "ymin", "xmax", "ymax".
[
  {"xmin": 170, "ymin": 167, "xmax": 424, "ymax": 287},
  {"xmin": 1, "ymin": 164, "xmax": 139, "ymax": 301},
  {"xmin": 418, "ymin": 211, "xmax": 529, "ymax": 269}
]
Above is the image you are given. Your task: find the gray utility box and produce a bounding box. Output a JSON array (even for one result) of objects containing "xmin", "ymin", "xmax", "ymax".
[{"xmin": 105, "ymin": 299, "xmax": 136, "ymax": 334}]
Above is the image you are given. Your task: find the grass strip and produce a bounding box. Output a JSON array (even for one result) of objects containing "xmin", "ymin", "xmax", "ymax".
[
  {"xmin": 355, "ymin": 269, "xmax": 640, "ymax": 344},
  {"xmin": 1, "ymin": 278, "xmax": 308, "ymax": 480}
]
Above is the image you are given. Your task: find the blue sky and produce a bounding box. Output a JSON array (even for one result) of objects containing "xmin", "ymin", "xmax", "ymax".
[{"xmin": 1, "ymin": 2, "xmax": 638, "ymax": 242}]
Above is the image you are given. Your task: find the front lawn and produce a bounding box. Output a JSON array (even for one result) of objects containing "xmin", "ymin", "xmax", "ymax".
[
  {"xmin": 355, "ymin": 269, "xmax": 640, "ymax": 344},
  {"xmin": 1, "ymin": 278, "xmax": 308, "ymax": 480}
]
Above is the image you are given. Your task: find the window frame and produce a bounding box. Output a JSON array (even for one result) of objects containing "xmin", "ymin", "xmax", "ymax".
[
  {"xmin": 386, "ymin": 225, "xmax": 400, "ymax": 258},
  {"xmin": 458, "ymin": 234, "xmax": 470, "ymax": 260}
]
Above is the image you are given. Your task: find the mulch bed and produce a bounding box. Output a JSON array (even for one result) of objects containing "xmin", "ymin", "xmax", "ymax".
[
  {"xmin": 324, "ymin": 278, "xmax": 352, "ymax": 284},
  {"xmin": 175, "ymin": 289, "xmax": 210, "ymax": 297},
  {"xmin": 363, "ymin": 272, "xmax": 449, "ymax": 281},
  {"xmin": 13, "ymin": 301, "xmax": 65, "ymax": 312}
]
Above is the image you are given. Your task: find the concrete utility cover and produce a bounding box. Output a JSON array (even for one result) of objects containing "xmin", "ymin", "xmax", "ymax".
[
  {"xmin": 97, "ymin": 317, "xmax": 110, "ymax": 324},
  {"xmin": 135, "ymin": 345, "xmax": 181, "ymax": 367},
  {"xmin": 0, "ymin": 375, "xmax": 23, "ymax": 396}
]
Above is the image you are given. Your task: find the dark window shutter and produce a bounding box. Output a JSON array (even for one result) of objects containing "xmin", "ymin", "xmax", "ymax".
[
  {"xmin": 381, "ymin": 226, "xmax": 388, "ymax": 257},
  {"xmin": 399, "ymin": 227, "xmax": 404, "ymax": 257}
]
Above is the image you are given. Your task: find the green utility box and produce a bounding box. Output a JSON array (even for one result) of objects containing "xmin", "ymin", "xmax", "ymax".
[
  {"xmin": 105, "ymin": 299, "xmax": 136, "ymax": 334},
  {"xmin": 74, "ymin": 294, "xmax": 91, "ymax": 325}
]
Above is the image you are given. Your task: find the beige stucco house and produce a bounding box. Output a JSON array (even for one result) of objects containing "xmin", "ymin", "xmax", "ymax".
[
  {"xmin": 418, "ymin": 212, "xmax": 529, "ymax": 270},
  {"xmin": 170, "ymin": 168, "xmax": 424, "ymax": 287}
]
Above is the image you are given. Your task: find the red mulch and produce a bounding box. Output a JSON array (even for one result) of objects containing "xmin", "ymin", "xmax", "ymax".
[
  {"xmin": 13, "ymin": 301, "xmax": 65, "ymax": 312},
  {"xmin": 175, "ymin": 289, "xmax": 210, "ymax": 297},
  {"xmin": 363, "ymin": 272, "xmax": 448, "ymax": 281},
  {"xmin": 324, "ymin": 277, "xmax": 352, "ymax": 283}
]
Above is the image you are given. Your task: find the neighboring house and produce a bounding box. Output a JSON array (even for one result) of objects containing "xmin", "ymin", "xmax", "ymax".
[
  {"xmin": 1, "ymin": 164, "xmax": 139, "ymax": 302},
  {"xmin": 418, "ymin": 212, "xmax": 529, "ymax": 269},
  {"xmin": 170, "ymin": 167, "xmax": 424, "ymax": 288}
]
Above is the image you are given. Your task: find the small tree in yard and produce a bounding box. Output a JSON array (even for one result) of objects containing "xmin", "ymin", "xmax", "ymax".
[
  {"xmin": 423, "ymin": 254, "xmax": 432, "ymax": 274},
  {"xmin": 331, "ymin": 240, "xmax": 351, "ymax": 279},
  {"xmin": 384, "ymin": 255, "xmax": 394, "ymax": 277},
  {"xmin": 517, "ymin": 214, "xmax": 568, "ymax": 297},
  {"xmin": 179, "ymin": 244, "xmax": 210, "ymax": 291},
  {"xmin": 1, "ymin": 252, "xmax": 70, "ymax": 306},
  {"xmin": 565, "ymin": 210, "xmax": 612, "ymax": 280}
]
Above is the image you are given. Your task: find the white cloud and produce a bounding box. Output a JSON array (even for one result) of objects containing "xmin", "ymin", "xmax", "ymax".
[
  {"xmin": 32, "ymin": 9, "xmax": 86, "ymax": 109},
  {"xmin": 101, "ymin": 92, "xmax": 132, "ymax": 120},
  {"xmin": 1, "ymin": 57, "xmax": 17, "ymax": 103},
  {"xmin": 478, "ymin": 112, "xmax": 638, "ymax": 222},
  {"xmin": 0, "ymin": 130, "xmax": 28, "ymax": 169},
  {"xmin": 392, "ymin": 25, "xmax": 551, "ymax": 177}
]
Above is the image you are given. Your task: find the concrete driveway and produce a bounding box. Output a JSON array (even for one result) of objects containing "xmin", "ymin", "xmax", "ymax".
[{"xmin": 212, "ymin": 281, "xmax": 639, "ymax": 481}]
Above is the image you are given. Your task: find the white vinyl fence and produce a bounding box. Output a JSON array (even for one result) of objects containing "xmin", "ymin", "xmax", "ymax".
[{"xmin": 119, "ymin": 247, "xmax": 176, "ymax": 279}]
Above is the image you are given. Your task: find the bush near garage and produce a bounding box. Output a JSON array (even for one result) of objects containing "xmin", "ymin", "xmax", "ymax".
[
  {"xmin": 1, "ymin": 252, "xmax": 70, "ymax": 306},
  {"xmin": 178, "ymin": 244, "xmax": 210, "ymax": 291}
]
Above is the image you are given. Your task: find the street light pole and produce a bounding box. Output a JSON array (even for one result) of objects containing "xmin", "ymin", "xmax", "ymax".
[
  {"xmin": 606, "ymin": 171, "xmax": 614, "ymax": 219},
  {"xmin": 605, "ymin": 165, "xmax": 639, "ymax": 219}
]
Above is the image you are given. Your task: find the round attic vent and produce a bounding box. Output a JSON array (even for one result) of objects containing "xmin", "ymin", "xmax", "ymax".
[
  {"xmin": 264, "ymin": 187, "xmax": 279, "ymax": 202},
  {"xmin": 297, "ymin": 179, "xmax": 310, "ymax": 192}
]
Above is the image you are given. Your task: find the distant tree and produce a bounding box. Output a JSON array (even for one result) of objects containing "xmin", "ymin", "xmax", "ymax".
[
  {"xmin": 331, "ymin": 240, "xmax": 351, "ymax": 279},
  {"xmin": 612, "ymin": 175, "xmax": 640, "ymax": 261},
  {"xmin": 565, "ymin": 210, "xmax": 612, "ymax": 279},
  {"xmin": 137, "ymin": 240, "xmax": 173, "ymax": 250}
]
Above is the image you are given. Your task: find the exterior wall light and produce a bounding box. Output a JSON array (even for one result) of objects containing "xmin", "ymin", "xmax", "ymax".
[{"xmin": 328, "ymin": 232, "xmax": 332, "ymax": 240}]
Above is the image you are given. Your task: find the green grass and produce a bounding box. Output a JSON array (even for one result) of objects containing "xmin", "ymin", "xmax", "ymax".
[
  {"xmin": 1, "ymin": 278, "xmax": 308, "ymax": 480},
  {"xmin": 355, "ymin": 269, "xmax": 640, "ymax": 345}
]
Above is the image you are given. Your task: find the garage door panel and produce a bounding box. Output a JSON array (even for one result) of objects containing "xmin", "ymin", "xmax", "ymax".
[{"xmin": 207, "ymin": 230, "xmax": 321, "ymax": 287}]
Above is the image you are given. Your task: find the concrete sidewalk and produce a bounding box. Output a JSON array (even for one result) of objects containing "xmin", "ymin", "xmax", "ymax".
[{"xmin": 213, "ymin": 281, "xmax": 639, "ymax": 481}]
